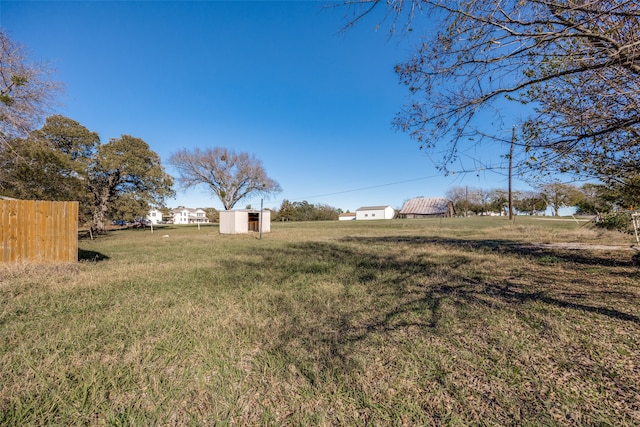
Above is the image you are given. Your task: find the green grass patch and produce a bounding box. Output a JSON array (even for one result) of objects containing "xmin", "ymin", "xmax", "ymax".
[{"xmin": 1, "ymin": 218, "xmax": 638, "ymax": 425}]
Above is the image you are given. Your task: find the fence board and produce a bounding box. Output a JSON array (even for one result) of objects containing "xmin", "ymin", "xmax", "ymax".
[{"xmin": 0, "ymin": 200, "xmax": 78, "ymax": 263}]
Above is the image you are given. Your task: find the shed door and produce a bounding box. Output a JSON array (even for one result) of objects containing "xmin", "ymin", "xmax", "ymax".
[{"xmin": 248, "ymin": 213, "xmax": 260, "ymax": 232}]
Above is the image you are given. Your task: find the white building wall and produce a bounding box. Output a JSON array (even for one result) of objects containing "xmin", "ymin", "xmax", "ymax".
[
  {"xmin": 219, "ymin": 210, "xmax": 271, "ymax": 234},
  {"xmin": 356, "ymin": 206, "xmax": 394, "ymax": 220},
  {"xmin": 383, "ymin": 206, "xmax": 395, "ymax": 219},
  {"xmin": 356, "ymin": 210, "xmax": 382, "ymax": 220},
  {"xmin": 219, "ymin": 211, "xmax": 246, "ymax": 234},
  {"xmin": 146, "ymin": 209, "xmax": 163, "ymax": 225},
  {"xmin": 173, "ymin": 209, "xmax": 189, "ymax": 224},
  {"xmin": 192, "ymin": 209, "xmax": 209, "ymax": 223},
  {"xmin": 261, "ymin": 210, "xmax": 271, "ymax": 232}
]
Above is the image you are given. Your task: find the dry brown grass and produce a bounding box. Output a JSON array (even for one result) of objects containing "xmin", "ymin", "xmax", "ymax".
[{"xmin": 1, "ymin": 218, "xmax": 638, "ymax": 425}]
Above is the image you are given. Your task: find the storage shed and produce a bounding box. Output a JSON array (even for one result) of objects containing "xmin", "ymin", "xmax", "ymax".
[
  {"xmin": 399, "ymin": 197, "xmax": 455, "ymax": 218},
  {"xmin": 219, "ymin": 209, "xmax": 271, "ymax": 234},
  {"xmin": 338, "ymin": 212, "xmax": 356, "ymax": 221}
]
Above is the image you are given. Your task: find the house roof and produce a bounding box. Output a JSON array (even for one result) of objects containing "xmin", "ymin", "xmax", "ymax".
[
  {"xmin": 339, "ymin": 212, "xmax": 356, "ymax": 217},
  {"xmin": 399, "ymin": 197, "xmax": 452, "ymax": 215},
  {"xmin": 221, "ymin": 209, "xmax": 267, "ymax": 213},
  {"xmin": 356, "ymin": 205, "xmax": 392, "ymax": 211},
  {"xmin": 171, "ymin": 207, "xmax": 204, "ymax": 214}
]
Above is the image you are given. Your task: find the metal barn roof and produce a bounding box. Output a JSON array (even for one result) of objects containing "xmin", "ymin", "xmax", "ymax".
[{"xmin": 399, "ymin": 197, "xmax": 451, "ymax": 215}]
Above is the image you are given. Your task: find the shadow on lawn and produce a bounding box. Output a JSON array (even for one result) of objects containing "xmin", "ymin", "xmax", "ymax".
[
  {"xmin": 342, "ymin": 235, "xmax": 638, "ymax": 268},
  {"xmin": 78, "ymin": 249, "xmax": 109, "ymax": 262},
  {"xmin": 242, "ymin": 236, "xmax": 639, "ymax": 382},
  {"xmin": 339, "ymin": 235, "xmax": 640, "ymax": 322}
]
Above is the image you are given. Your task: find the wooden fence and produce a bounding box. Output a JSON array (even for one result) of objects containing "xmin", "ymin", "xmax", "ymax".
[{"xmin": 0, "ymin": 200, "xmax": 79, "ymax": 263}]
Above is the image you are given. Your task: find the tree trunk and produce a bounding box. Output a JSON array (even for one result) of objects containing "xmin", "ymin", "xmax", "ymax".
[
  {"xmin": 91, "ymin": 189, "xmax": 111, "ymax": 234},
  {"xmin": 89, "ymin": 176, "xmax": 116, "ymax": 234}
]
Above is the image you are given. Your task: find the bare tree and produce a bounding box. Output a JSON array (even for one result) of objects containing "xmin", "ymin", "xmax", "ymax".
[
  {"xmin": 514, "ymin": 190, "xmax": 547, "ymax": 215},
  {"xmin": 342, "ymin": 1, "xmax": 640, "ymax": 182},
  {"xmin": 0, "ymin": 30, "xmax": 61, "ymax": 147},
  {"xmin": 445, "ymin": 185, "xmax": 468, "ymax": 216},
  {"xmin": 539, "ymin": 182, "xmax": 582, "ymax": 216},
  {"xmin": 169, "ymin": 147, "xmax": 282, "ymax": 210},
  {"xmin": 487, "ymin": 189, "xmax": 509, "ymax": 214}
]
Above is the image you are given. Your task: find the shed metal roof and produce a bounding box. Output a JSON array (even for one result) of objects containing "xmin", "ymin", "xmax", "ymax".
[{"xmin": 356, "ymin": 205, "xmax": 392, "ymax": 211}]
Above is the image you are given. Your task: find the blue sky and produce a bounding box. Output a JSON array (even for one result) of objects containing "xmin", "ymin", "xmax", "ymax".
[{"xmin": 1, "ymin": 0, "xmax": 530, "ymax": 212}]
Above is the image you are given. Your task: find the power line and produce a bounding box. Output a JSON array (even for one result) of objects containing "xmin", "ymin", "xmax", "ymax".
[
  {"xmin": 192, "ymin": 165, "xmax": 512, "ymax": 210},
  {"xmin": 271, "ymin": 174, "xmax": 442, "ymax": 205},
  {"xmin": 262, "ymin": 166, "xmax": 503, "ymax": 208}
]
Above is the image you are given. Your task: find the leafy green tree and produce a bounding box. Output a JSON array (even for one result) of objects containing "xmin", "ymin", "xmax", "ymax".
[
  {"xmin": 611, "ymin": 177, "xmax": 640, "ymax": 211},
  {"xmin": 575, "ymin": 184, "xmax": 615, "ymax": 215},
  {"xmin": 0, "ymin": 136, "xmax": 76, "ymax": 200},
  {"xmin": 474, "ymin": 189, "xmax": 494, "ymax": 215},
  {"xmin": 202, "ymin": 207, "xmax": 219, "ymax": 223},
  {"xmin": 0, "ymin": 115, "xmax": 98, "ymax": 223},
  {"xmin": 276, "ymin": 199, "xmax": 296, "ymax": 221},
  {"xmin": 88, "ymin": 135, "xmax": 174, "ymax": 233},
  {"xmin": 313, "ymin": 204, "xmax": 340, "ymax": 221},
  {"xmin": 275, "ymin": 200, "xmax": 341, "ymax": 221},
  {"xmin": 292, "ymin": 201, "xmax": 315, "ymax": 221},
  {"xmin": 169, "ymin": 147, "xmax": 281, "ymax": 210},
  {"xmin": 0, "ymin": 116, "xmax": 174, "ymax": 233},
  {"xmin": 577, "ymin": 178, "xmax": 640, "ymax": 214},
  {"xmin": 36, "ymin": 114, "xmax": 99, "ymax": 162},
  {"xmin": 487, "ymin": 189, "xmax": 509, "ymax": 215},
  {"xmin": 107, "ymin": 193, "xmax": 151, "ymax": 223}
]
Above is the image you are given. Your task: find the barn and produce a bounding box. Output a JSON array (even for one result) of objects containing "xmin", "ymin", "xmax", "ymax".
[
  {"xmin": 399, "ymin": 197, "xmax": 455, "ymax": 218},
  {"xmin": 355, "ymin": 205, "xmax": 395, "ymax": 220},
  {"xmin": 219, "ymin": 209, "xmax": 271, "ymax": 234}
]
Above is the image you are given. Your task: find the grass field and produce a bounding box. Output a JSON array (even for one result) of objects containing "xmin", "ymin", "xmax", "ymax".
[{"xmin": 1, "ymin": 217, "xmax": 639, "ymax": 426}]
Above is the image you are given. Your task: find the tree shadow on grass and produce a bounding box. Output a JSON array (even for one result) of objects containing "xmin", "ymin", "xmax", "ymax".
[
  {"xmin": 476, "ymin": 280, "xmax": 640, "ymax": 323},
  {"xmin": 338, "ymin": 235, "xmax": 639, "ymax": 320},
  {"xmin": 342, "ymin": 235, "xmax": 638, "ymax": 268},
  {"xmin": 231, "ymin": 236, "xmax": 639, "ymax": 386}
]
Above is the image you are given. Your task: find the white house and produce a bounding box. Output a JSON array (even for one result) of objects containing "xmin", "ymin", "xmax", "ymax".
[
  {"xmin": 355, "ymin": 205, "xmax": 395, "ymax": 220},
  {"xmin": 146, "ymin": 208, "xmax": 164, "ymax": 225},
  {"xmin": 219, "ymin": 209, "xmax": 271, "ymax": 234},
  {"xmin": 171, "ymin": 207, "xmax": 210, "ymax": 225}
]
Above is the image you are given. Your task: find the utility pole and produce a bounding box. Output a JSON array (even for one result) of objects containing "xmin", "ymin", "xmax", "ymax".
[
  {"xmin": 508, "ymin": 126, "xmax": 516, "ymax": 220},
  {"xmin": 465, "ymin": 185, "xmax": 469, "ymax": 217},
  {"xmin": 259, "ymin": 198, "xmax": 263, "ymax": 240}
]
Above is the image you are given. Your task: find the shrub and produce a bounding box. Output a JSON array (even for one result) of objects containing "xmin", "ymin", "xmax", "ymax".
[{"xmin": 595, "ymin": 212, "xmax": 632, "ymax": 233}]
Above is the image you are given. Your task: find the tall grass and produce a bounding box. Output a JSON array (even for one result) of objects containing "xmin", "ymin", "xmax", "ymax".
[{"xmin": 1, "ymin": 218, "xmax": 638, "ymax": 425}]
